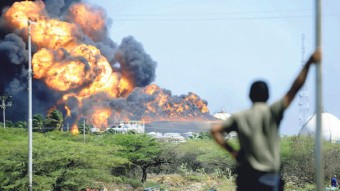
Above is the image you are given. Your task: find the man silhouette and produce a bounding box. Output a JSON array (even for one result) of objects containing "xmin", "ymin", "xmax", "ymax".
[{"xmin": 211, "ymin": 49, "xmax": 321, "ymax": 191}]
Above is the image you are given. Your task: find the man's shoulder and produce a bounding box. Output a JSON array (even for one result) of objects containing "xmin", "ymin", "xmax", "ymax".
[{"xmin": 269, "ymin": 98, "xmax": 286, "ymax": 111}]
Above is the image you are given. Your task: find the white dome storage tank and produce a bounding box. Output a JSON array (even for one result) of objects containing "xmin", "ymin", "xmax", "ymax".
[
  {"xmin": 299, "ymin": 112, "xmax": 340, "ymax": 143},
  {"xmin": 213, "ymin": 109, "xmax": 231, "ymax": 120}
]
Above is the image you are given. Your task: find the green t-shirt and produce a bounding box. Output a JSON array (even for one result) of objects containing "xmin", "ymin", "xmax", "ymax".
[{"xmin": 222, "ymin": 99, "xmax": 285, "ymax": 173}]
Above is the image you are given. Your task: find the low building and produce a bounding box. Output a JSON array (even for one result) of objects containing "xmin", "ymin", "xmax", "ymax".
[{"xmin": 147, "ymin": 132, "xmax": 189, "ymax": 142}]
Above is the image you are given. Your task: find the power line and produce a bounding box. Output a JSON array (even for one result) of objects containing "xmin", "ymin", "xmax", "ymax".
[
  {"xmin": 112, "ymin": 13, "xmax": 338, "ymax": 22},
  {"xmin": 112, "ymin": 8, "xmax": 340, "ymax": 17}
]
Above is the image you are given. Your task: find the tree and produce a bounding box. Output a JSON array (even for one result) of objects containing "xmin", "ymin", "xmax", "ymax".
[
  {"xmin": 324, "ymin": 142, "xmax": 340, "ymax": 180},
  {"xmin": 77, "ymin": 120, "xmax": 92, "ymax": 134},
  {"xmin": 2, "ymin": 120, "xmax": 14, "ymax": 128},
  {"xmin": 32, "ymin": 114, "xmax": 44, "ymax": 132},
  {"xmin": 170, "ymin": 139, "xmax": 236, "ymax": 175},
  {"xmin": 280, "ymin": 136, "xmax": 315, "ymax": 187},
  {"xmin": 45, "ymin": 109, "xmax": 64, "ymax": 131},
  {"xmin": 14, "ymin": 121, "xmax": 27, "ymax": 128},
  {"xmin": 112, "ymin": 134, "xmax": 166, "ymax": 182}
]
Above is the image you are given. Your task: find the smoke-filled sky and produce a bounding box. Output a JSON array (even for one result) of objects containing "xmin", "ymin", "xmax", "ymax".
[
  {"xmin": 94, "ymin": 0, "xmax": 340, "ymax": 135},
  {"xmin": 0, "ymin": 0, "xmax": 339, "ymax": 135}
]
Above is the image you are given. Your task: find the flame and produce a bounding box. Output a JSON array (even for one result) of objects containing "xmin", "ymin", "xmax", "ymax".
[
  {"xmin": 67, "ymin": 3, "xmax": 106, "ymax": 41},
  {"xmin": 185, "ymin": 93, "xmax": 209, "ymax": 113},
  {"xmin": 65, "ymin": 106, "xmax": 71, "ymax": 117},
  {"xmin": 71, "ymin": 124, "xmax": 79, "ymax": 135},
  {"xmin": 145, "ymin": 84, "xmax": 158, "ymax": 95},
  {"xmin": 3, "ymin": 1, "xmax": 46, "ymax": 30},
  {"xmin": 31, "ymin": 19, "xmax": 79, "ymax": 50},
  {"xmin": 117, "ymin": 77, "xmax": 133, "ymax": 97},
  {"xmin": 141, "ymin": 84, "xmax": 210, "ymax": 122},
  {"xmin": 4, "ymin": 0, "xmax": 124, "ymax": 96},
  {"xmin": 91, "ymin": 108, "xmax": 112, "ymax": 129}
]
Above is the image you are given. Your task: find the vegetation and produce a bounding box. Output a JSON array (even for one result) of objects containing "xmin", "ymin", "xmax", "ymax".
[
  {"xmin": 0, "ymin": 129, "xmax": 128, "ymax": 190},
  {"xmin": 111, "ymin": 133, "xmax": 167, "ymax": 182},
  {"xmin": 32, "ymin": 114, "xmax": 44, "ymax": 132},
  {"xmin": 1, "ymin": 120, "xmax": 340, "ymax": 190},
  {"xmin": 45, "ymin": 109, "xmax": 64, "ymax": 131}
]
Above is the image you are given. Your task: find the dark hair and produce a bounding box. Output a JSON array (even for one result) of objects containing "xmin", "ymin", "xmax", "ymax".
[{"xmin": 249, "ymin": 80, "xmax": 269, "ymax": 103}]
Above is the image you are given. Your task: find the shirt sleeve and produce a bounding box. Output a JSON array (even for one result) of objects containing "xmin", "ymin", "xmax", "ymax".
[{"xmin": 270, "ymin": 98, "xmax": 286, "ymax": 126}]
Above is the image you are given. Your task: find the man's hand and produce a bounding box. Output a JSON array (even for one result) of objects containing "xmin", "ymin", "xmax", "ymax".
[{"xmin": 310, "ymin": 48, "xmax": 322, "ymax": 63}]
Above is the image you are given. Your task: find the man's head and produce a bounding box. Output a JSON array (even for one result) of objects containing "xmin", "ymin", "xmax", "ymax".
[{"xmin": 249, "ymin": 80, "xmax": 269, "ymax": 103}]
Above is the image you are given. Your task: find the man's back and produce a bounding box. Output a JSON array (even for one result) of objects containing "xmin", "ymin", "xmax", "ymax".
[
  {"xmin": 210, "ymin": 49, "xmax": 321, "ymax": 191},
  {"xmin": 231, "ymin": 99, "xmax": 285, "ymax": 173}
]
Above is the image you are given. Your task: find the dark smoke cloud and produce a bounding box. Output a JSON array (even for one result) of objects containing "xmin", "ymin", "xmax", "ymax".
[
  {"xmin": 44, "ymin": 0, "xmax": 80, "ymax": 17},
  {"xmin": 117, "ymin": 36, "xmax": 157, "ymax": 87},
  {"xmin": 0, "ymin": 33, "xmax": 28, "ymax": 99},
  {"xmin": 106, "ymin": 85, "xmax": 213, "ymax": 122},
  {"xmin": 44, "ymin": 0, "xmax": 65, "ymax": 17},
  {"xmin": 0, "ymin": 33, "xmax": 27, "ymax": 65}
]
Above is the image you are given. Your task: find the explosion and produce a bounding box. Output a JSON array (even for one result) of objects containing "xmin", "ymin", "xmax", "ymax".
[{"xmin": 0, "ymin": 0, "xmax": 213, "ymax": 132}]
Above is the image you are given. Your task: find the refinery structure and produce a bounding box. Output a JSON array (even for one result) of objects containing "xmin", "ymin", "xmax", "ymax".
[
  {"xmin": 298, "ymin": 83, "xmax": 340, "ymax": 143},
  {"xmin": 297, "ymin": 36, "xmax": 340, "ymax": 143}
]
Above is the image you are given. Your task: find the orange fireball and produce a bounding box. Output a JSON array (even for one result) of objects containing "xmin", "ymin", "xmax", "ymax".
[
  {"xmin": 3, "ymin": 0, "xmax": 46, "ymax": 30},
  {"xmin": 68, "ymin": 2, "xmax": 106, "ymax": 41},
  {"xmin": 91, "ymin": 108, "xmax": 112, "ymax": 130}
]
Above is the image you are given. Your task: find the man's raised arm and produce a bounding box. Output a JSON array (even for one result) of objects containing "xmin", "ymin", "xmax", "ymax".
[{"xmin": 283, "ymin": 49, "xmax": 321, "ymax": 108}]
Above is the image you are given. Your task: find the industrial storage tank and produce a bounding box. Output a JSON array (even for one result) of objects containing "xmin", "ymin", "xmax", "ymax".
[
  {"xmin": 299, "ymin": 112, "xmax": 340, "ymax": 143},
  {"xmin": 213, "ymin": 109, "xmax": 231, "ymax": 120}
]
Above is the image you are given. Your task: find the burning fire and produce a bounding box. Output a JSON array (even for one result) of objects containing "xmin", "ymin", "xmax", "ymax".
[
  {"xmin": 71, "ymin": 124, "xmax": 79, "ymax": 135},
  {"xmin": 2, "ymin": 0, "xmax": 212, "ymax": 133},
  {"xmin": 141, "ymin": 84, "xmax": 210, "ymax": 122},
  {"xmin": 65, "ymin": 106, "xmax": 71, "ymax": 117},
  {"xmin": 91, "ymin": 108, "xmax": 112, "ymax": 129},
  {"xmin": 67, "ymin": 3, "xmax": 106, "ymax": 41}
]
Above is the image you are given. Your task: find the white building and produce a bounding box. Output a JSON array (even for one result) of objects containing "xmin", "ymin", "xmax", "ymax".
[
  {"xmin": 147, "ymin": 132, "xmax": 187, "ymax": 142},
  {"xmin": 106, "ymin": 121, "xmax": 145, "ymax": 134},
  {"xmin": 147, "ymin": 132, "xmax": 163, "ymax": 138},
  {"xmin": 299, "ymin": 112, "xmax": 340, "ymax": 143}
]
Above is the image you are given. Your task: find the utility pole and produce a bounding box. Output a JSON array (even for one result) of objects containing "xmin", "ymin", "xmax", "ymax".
[
  {"xmin": 83, "ymin": 119, "xmax": 86, "ymax": 143},
  {"xmin": 27, "ymin": 19, "xmax": 36, "ymax": 191},
  {"xmin": 0, "ymin": 95, "xmax": 12, "ymax": 129},
  {"xmin": 315, "ymin": 0, "xmax": 324, "ymax": 190}
]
